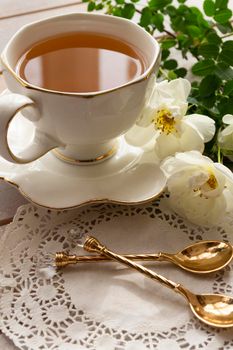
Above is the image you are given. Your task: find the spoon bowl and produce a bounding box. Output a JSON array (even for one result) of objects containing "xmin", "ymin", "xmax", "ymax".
[
  {"xmin": 190, "ymin": 294, "xmax": 233, "ymax": 328},
  {"xmin": 168, "ymin": 241, "xmax": 233, "ymax": 273}
]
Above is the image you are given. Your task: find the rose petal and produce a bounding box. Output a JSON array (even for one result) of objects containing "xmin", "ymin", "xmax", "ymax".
[
  {"xmin": 188, "ymin": 170, "xmax": 209, "ymax": 189},
  {"xmin": 125, "ymin": 124, "xmax": 155, "ymax": 147},
  {"xmin": 155, "ymin": 124, "xmax": 204, "ymax": 160},
  {"xmin": 169, "ymin": 190, "xmax": 226, "ymax": 227},
  {"xmin": 179, "ymin": 123, "xmax": 204, "ymax": 152},
  {"xmin": 154, "ymin": 133, "xmax": 180, "ymax": 160},
  {"xmin": 161, "ymin": 156, "xmax": 193, "ymax": 176},
  {"xmin": 137, "ymin": 105, "xmax": 154, "ymax": 127},
  {"xmin": 161, "ymin": 151, "xmax": 207, "ymax": 176},
  {"xmin": 223, "ymin": 114, "xmax": 233, "ymax": 125},
  {"xmin": 214, "ymin": 162, "xmax": 233, "ymax": 183},
  {"xmin": 218, "ymin": 125, "xmax": 233, "ymax": 150},
  {"xmin": 175, "ymin": 151, "xmax": 213, "ymax": 166},
  {"xmin": 184, "ymin": 114, "xmax": 215, "ymax": 142},
  {"xmin": 223, "ymin": 189, "xmax": 233, "ymax": 212},
  {"xmin": 156, "ymin": 78, "xmax": 191, "ymax": 102},
  {"xmin": 220, "ymin": 124, "xmax": 233, "ymax": 137}
]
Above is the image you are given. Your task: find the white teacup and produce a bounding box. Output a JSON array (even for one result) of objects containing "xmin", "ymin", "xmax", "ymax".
[{"xmin": 0, "ymin": 13, "xmax": 160, "ymax": 164}]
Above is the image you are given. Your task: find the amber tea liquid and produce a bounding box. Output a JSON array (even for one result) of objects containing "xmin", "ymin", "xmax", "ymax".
[{"xmin": 16, "ymin": 32, "xmax": 145, "ymax": 93}]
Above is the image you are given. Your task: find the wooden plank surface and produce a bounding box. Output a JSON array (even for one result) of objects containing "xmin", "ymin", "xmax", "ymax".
[
  {"xmin": 0, "ymin": 2, "xmax": 86, "ymax": 52},
  {"xmin": 0, "ymin": 333, "xmax": 16, "ymax": 350},
  {"xmin": 0, "ymin": 1, "xmax": 82, "ymax": 18}
]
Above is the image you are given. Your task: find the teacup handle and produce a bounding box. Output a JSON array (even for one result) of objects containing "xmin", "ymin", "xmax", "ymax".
[{"xmin": 0, "ymin": 92, "xmax": 59, "ymax": 164}]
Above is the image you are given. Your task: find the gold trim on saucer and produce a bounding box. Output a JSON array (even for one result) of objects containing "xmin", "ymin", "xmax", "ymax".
[
  {"xmin": 1, "ymin": 174, "xmax": 165, "ymax": 210},
  {"xmin": 52, "ymin": 145, "xmax": 117, "ymax": 164}
]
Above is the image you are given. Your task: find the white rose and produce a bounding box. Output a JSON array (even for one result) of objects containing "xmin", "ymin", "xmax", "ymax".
[
  {"xmin": 161, "ymin": 151, "xmax": 233, "ymax": 227},
  {"xmin": 125, "ymin": 78, "xmax": 215, "ymax": 160},
  {"xmin": 218, "ymin": 114, "xmax": 233, "ymax": 161}
]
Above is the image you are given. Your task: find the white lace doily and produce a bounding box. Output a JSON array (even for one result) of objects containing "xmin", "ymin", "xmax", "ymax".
[{"xmin": 0, "ymin": 196, "xmax": 233, "ymax": 350}]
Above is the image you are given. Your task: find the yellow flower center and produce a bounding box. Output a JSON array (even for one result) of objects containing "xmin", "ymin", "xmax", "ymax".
[
  {"xmin": 153, "ymin": 108, "xmax": 176, "ymax": 135},
  {"xmin": 193, "ymin": 171, "xmax": 218, "ymax": 198},
  {"xmin": 206, "ymin": 173, "xmax": 218, "ymax": 190}
]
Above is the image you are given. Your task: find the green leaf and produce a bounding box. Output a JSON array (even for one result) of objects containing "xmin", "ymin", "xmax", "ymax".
[
  {"xmin": 148, "ymin": 0, "xmax": 172, "ymax": 10},
  {"xmin": 215, "ymin": 62, "xmax": 233, "ymax": 80},
  {"xmin": 187, "ymin": 25, "xmax": 202, "ymax": 37},
  {"xmin": 87, "ymin": 1, "xmax": 95, "ymax": 11},
  {"xmin": 195, "ymin": 11, "xmax": 210, "ymax": 29},
  {"xmin": 214, "ymin": 9, "xmax": 232, "ymax": 24},
  {"xmin": 166, "ymin": 5, "xmax": 177, "ymax": 17},
  {"xmin": 215, "ymin": 0, "xmax": 229, "ymax": 10},
  {"xmin": 201, "ymin": 95, "xmax": 216, "ymax": 108},
  {"xmin": 112, "ymin": 7, "xmax": 123, "ymax": 17},
  {"xmin": 152, "ymin": 13, "xmax": 164, "ymax": 31},
  {"xmin": 95, "ymin": 3, "xmax": 104, "ymax": 9},
  {"xmin": 161, "ymin": 39, "xmax": 176, "ymax": 49},
  {"xmin": 177, "ymin": 4, "xmax": 189, "ymax": 15},
  {"xmin": 206, "ymin": 32, "xmax": 222, "ymax": 45},
  {"xmin": 199, "ymin": 75, "xmax": 221, "ymax": 97},
  {"xmin": 174, "ymin": 67, "xmax": 187, "ymax": 77},
  {"xmin": 163, "ymin": 59, "xmax": 178, "ymax": 69},
  {"xmin": 219, "ymin": 41, "xmax": 233, "ymax": 66},
  {"xmin": 178, "ymin": 0, "xmax": 186, "ymax": 3},
  {"xmin": 216, "ymin": 22, "xmax": 233, "ymax": 33},
  {"xmin": 168, "ymin": 70, "xmax": 177, "ymax": 79},
  {"xmin": 223, "ymin": 80, "xmax": 233, "ymax": 95},
  {"xmin": 198, "ymin": 43, "xmax": 219, "ymax": 59},
  {"xmin": 171, "ymin": 15, "xmax": 184, "ymax": 32},
  {"xmin": 222, "ymin": 41, "xmax": 233, "ymax": 50},
  {"xmin": 122, "ymin": 3, "xmax": 135, "ymax": 19},
  {"xmin": 116, "ymin": 0, "xmax": 124, "ymax": 4},
  {"xmin": 218, "ymin": 98, "xmax": 233, "ymax": 114},
  {"xmin": 203, "ymin": 0, "xmax": 215, "ymax": 16},
  {"xmin": 189, "ymin": 7, "xmax": 206, "ymax": 24},
  {"xmin": 161, "ymin": 49, "xmax": 170, "ymax": 60},
  {"xmin": 192, "ymin": 59, "xmax": 216, "ymax": 76},
  {"xmin": 139, "ymin": 7, "xmax": 152, "ymax": 28}
]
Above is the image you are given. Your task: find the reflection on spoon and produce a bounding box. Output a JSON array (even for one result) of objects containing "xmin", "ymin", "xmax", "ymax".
[
  {"xmin": 83, "ymin": 236, "xmax": 233, "ymax": 328},
  {"xmin": 165, "ymin": 240, "xmax": 233, "ymax": 273},
  {"xmin": 55, "ymin": 240, "xmax": 233, "ymax": 274}
]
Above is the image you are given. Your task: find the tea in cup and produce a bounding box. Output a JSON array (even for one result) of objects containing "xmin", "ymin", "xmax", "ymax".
[{"xmin": 0, "ymin": 13, "xmax": 160, "ymax": 164}]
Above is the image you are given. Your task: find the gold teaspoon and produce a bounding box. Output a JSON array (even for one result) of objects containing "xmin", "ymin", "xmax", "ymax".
[
  {"xmin": 82, "ymin": 236, "xmax": 233, "ymax": 328},
  {"xmin": 55, "ymin": 240, "xmax": 233, "ymax": 274}
]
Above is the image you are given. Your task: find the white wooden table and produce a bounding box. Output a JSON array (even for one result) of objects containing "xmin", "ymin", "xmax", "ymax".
[{"xmin": 0, "ymin": 1, "xmax": 232, "ymax": 349}]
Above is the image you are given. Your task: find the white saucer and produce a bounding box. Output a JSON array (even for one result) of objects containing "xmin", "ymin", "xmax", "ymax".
[{"xmin": 0, "ymin": 113, "xmax": 166, "ymax": 209}]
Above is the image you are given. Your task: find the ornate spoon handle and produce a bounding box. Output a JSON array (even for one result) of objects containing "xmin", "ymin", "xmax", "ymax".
[
  {"xmin": 83, "ymin": 236, "xmax": 179, "ymax": 292},
  {"xmin": 55, "ymin": 252, "xmax": 163, "ymax": 267}
]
